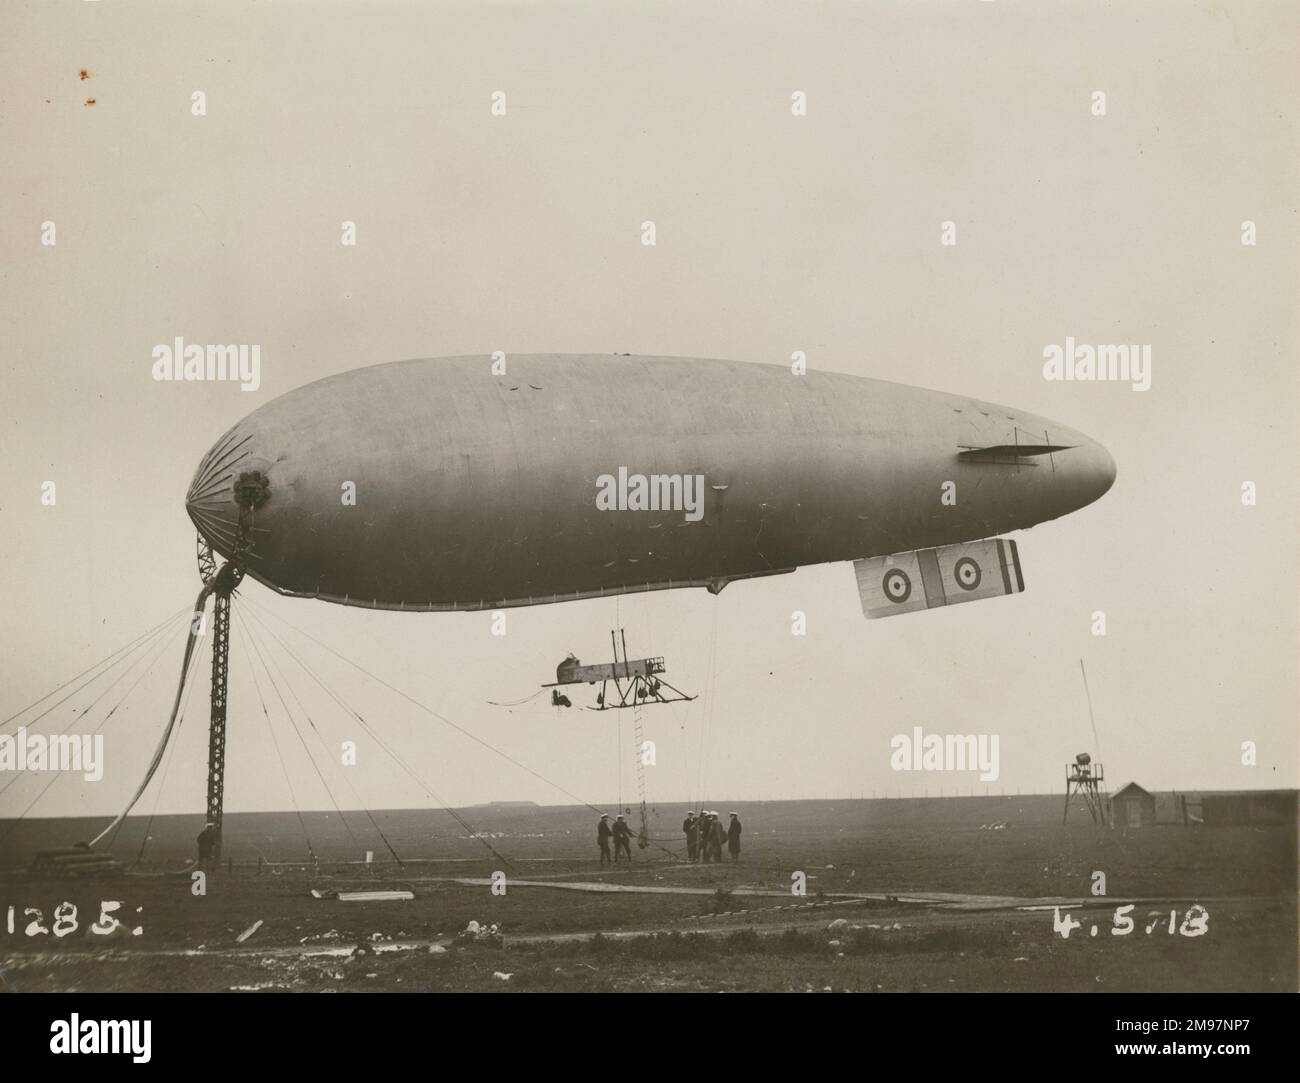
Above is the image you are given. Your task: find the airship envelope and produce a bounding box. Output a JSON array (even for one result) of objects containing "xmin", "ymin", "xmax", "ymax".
[{"xmin": 186, "ymin": 355, "xmax": 1115, "ymax": 615}]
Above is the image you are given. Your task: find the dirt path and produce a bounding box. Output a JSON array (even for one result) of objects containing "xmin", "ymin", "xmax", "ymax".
[{"xmin": 447, "ymin": 876, "xmax": 1249, "ymax": 913}]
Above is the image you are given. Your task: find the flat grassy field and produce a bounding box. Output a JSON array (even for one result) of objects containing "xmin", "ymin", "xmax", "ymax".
[{"xmin": 2, "ymin": 796, "xmax": 1294, "ymax": 992}]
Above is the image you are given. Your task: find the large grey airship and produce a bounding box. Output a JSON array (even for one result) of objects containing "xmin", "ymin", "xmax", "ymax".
[{"xmin": 185, "ymin": 355, "xmax": 1116, "ymax": 619}]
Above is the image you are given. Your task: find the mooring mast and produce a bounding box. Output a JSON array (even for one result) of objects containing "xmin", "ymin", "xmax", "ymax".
[{"xmin": 196, "ymin": 469, "xmax": 269, "ymax": 859}]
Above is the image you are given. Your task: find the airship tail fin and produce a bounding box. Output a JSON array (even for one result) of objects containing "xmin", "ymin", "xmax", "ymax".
[
  {"xmin": 853, "ymin": 538, "xmax": 1024, "ymax": 619},
  {"xmin": 957, "ymin": 443, "xmax": 1073, "ymax": 464}
]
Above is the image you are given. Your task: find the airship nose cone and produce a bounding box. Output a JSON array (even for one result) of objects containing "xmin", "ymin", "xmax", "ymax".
[{"xmin": 185, "ymin": 424, "xmax": 274, "ymax": 558}]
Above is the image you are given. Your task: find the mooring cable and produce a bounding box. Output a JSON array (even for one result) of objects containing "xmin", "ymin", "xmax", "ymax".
[
  {"xmin": 1, "ymin": 605, "xmax": 189, "ymax": 733},
  {"xmin": 88, "ymin": 583, "xmax": 216, "ymax": 848},
  {"xmin": 238, "ymin": 607, "xmax": 404, "ymax": 867},
  {"xmin": 241, "ymin": 604, "xmax": 514, "ymax": 870}
]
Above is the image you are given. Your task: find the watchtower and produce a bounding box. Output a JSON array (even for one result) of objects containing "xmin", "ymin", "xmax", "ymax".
[{"xmin": 1063, "ymin": 752, "xmax": 1109, "ymax": 826}]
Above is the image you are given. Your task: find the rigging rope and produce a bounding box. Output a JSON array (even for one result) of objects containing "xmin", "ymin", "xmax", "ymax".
[
  {"xmin": 105, "ymin": 629, "xmax": 204, "ymax": 856},
  {"xmin": 0, "ymin": 617, "xmax": 179, "ymax": 801},
  {"xmin": 235, "ymin": 610, "xmax": 317, "ymax": 865},
  {"xmin": 616, "ymin": 708, "xmax": 623, "ymax": 814},
  {"xmin": 239, "ymin": 608, "xmax": 404, "ymax": 867},
  {"xmin": 1, "ymin": 605, "xmax": 191, "ymax": 732},
  {"xmin": 485, "ymin": 688, "xmax": 545, "ymax": 709},
  {"xmin": 632, "ymin": 699, "xmax": 649, "ymax": 844},
  {"xmin": 243, "ymin": 594, "xmax": 686, "ymax": 863},
  {"xmin": 242, "ymin": 605, "xmax": 512, "ymax": 869},
  {"xmin": 132, "ymin": 639, "xmax": 203, "ymax": 866},
  {"xmin": 244, "ymin": 596, "xmax": 604, "ymax": 815},
  {"xmin": 88, "ymin": 587, "xmax": 215, "ymax": 849},
  {"xmin": 1080, "ymin": 659, "xmax": 1104, "ymax": 760},
  {"xmin": 240, "ymin": 610, "xmax": 355, "ymax": 857},
  {"xmin": 0, "ymin": 619, "xmax": 183, "ymax": 849}
]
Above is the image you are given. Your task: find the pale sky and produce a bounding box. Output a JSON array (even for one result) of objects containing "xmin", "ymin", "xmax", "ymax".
[{"xmin": 1, "ymin": 0, "xmax": 1296, "ymax": 820}]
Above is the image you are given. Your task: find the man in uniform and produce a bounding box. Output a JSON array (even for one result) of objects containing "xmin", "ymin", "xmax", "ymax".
[
  {"xmin": 597, "ymin": 814, "xmax": 613, "ymax": 866},
  {"xmin": 611, "ymin": 814, "xmax": 635, "ymax": 862},
  {"xmin": 727, "ymin": 812, "xmax": 743, "ymax": 862},
  {"xmin": 705, "ymin": 811, "xmax": 724, "ymax": 863},
  {"xmin": 196, "ymin": 821, "xmax": 220, "ymax": 868},
  {"xmin": 683, "ymin": 810, "xmax": 699, "ymax": 862}
]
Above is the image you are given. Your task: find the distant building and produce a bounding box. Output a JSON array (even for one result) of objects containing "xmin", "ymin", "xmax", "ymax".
[
  {"xmin": 1111, "ymin": 782, "xmax": 1156, "ymax": 829},
  {"xmin": 1202, "ymin": 791, "xmax": 1297, "ymax": 827}
]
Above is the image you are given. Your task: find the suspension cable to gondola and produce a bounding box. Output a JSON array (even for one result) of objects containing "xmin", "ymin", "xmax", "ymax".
[
  {"xmin": 693, "ymin": 602, "xmax": 721, "ymax": 814},
  {"xmin": 629, "ymin": 598, "xmax": 654, "ymax": 847},
  {"xmin": 615, "ymin": 597, "xmax": 622, "ymax": 818}
]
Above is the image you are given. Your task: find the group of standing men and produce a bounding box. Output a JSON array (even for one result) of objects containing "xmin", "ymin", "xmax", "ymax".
[
  {"xmin": 596, "ymin": 813, "xmax": 637, "ymax": 865},
  {"xmin": 595, "ymin": 808, "xmax": 743, "ymax": 866},
  {"xmin": 683, "ymin": 810, "xmax": 741, "ymax": 863}
]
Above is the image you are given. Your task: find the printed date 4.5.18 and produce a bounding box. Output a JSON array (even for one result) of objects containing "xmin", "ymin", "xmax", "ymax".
[{"xmin": 1053, "ymin": 904, "xmax": 1208, "ymax": 939}]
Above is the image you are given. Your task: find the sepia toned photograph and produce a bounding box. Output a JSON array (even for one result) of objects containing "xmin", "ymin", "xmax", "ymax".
[{"xmin": 1, "ymin": 0, "xmax": 1295, "ymax": 1034}]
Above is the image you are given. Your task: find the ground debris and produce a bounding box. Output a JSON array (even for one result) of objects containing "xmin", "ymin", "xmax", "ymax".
[
  {"xmin": 310, "ymin": 889, "xmax": 414, "ymax": 902},
  {"xmin": 235, "ymin": 920, "xmax": 263, "ymax": 944}
]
